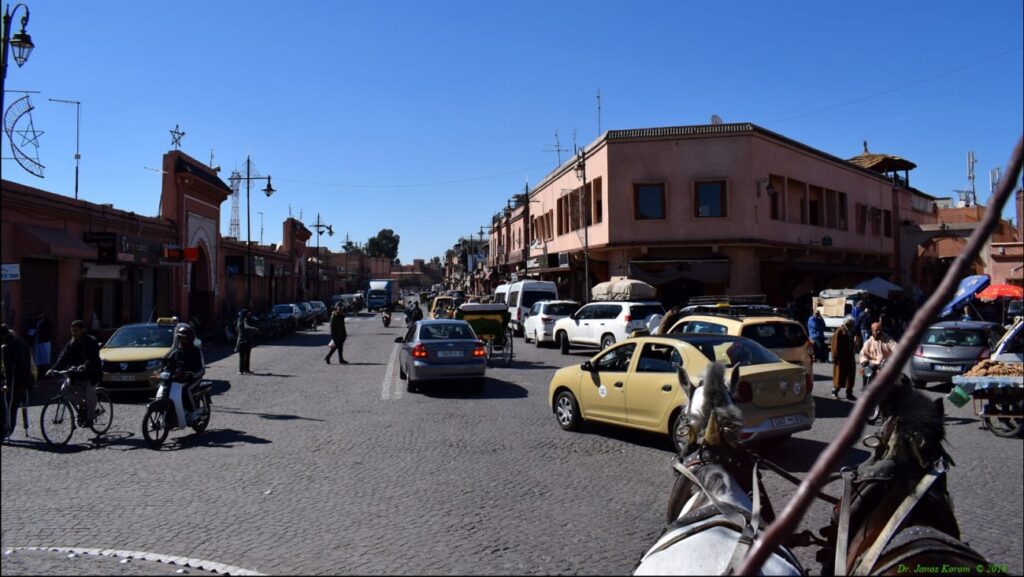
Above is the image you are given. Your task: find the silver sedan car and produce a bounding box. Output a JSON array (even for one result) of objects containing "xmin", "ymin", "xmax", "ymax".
[{"xmin": 395, "ymin": 320, "xmax": 487, "ymax": 393}]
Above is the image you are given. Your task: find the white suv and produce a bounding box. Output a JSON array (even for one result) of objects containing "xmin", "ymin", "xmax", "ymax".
[{"xmin": 553, "ymin": 301, "xmax": 664, "ymax": 354}]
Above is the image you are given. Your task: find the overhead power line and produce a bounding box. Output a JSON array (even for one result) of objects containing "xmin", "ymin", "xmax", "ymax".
[{"xmin": 275, "ymin": 161, "xmax": 555, "ymax": 189}]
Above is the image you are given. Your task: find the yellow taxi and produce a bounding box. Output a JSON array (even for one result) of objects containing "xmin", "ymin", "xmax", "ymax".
[
  {"xmin": 430, "ymin": 296, "xmax": 456, "ymax": 319},
  {"xmin": 665, "ymin": 304, "xmax": 813, "ymax": 377},
  {"xmin": 548, "ymin": 333, "xmax": 814, "ymax": 451},
  {"xmin": 99, "ymin": 318, "xmax": 201, "ymax": 393}
]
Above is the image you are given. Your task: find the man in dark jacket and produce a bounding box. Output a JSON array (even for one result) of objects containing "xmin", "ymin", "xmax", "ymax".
[
  {"xmin": 166, "ymin": 324, "xmax": 206, "ymax": 415},
  {"xmin": 48, "ymin": 319, "xmax": 102, "ymax": 426},
  {"xmin": 2, "ymin": 324, "xmax": 36, "ymax": 438},
  {"xmin": 31, "ymin": 312, "xmax": 54, "ymax": 375},
  {"xmin": 325, "ymin": 304, "xmax": 348, "ymax": 364},
  {"xmin": 235, "ymin": 310, "xmax": 256, "ymax": 375}
]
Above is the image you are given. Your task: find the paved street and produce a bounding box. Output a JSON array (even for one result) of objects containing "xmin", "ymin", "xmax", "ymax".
[{"xmin": 3, "ymin": 313, "xmax": 1022, "ymax": 575}]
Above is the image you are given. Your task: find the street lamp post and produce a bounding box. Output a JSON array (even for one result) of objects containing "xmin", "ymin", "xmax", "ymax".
[
  {"xmin": 1, "ymin": 2, "xmax": 35, "ymax": 133},
  {"xmin": 228, "ymin": 155, "xmax": 275, "ymax": 309},
  {"xmin": 574, "ymin": 149, "xmax": 590, "ymax": 303},
  {"xmin": 310, "ymin": 213, "xmax": 334, "ymax": 301}
]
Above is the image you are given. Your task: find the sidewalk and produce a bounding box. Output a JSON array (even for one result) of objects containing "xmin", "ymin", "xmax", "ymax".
[{"xmin": 1, "ymin": 547, "xmax": 262, "ymax": 576}]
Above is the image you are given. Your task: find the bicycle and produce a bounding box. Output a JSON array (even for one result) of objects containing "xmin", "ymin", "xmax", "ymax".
[{"xmin": 39, "ymin": 369, "xmax": 113, "ymax": 445}]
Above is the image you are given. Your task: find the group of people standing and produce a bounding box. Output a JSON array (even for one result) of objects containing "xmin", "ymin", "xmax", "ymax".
[{"xmin": 806, "ymin": 300, "xmax": 900, "ymax": 401}]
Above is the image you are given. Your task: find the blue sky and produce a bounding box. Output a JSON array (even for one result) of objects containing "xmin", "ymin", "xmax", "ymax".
[{"xmin": 3, "ymin": 0, "xmax": 1022, "ymax": 263}]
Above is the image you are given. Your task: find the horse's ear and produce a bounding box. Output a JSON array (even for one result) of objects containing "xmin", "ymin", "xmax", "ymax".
[
  {"xmin": 677, "ymin": 366, "xmax": 694, "ymax": 392},
  {"xmin": 727, "ymin": 364, "xmax": 741, "ymax": 395}
]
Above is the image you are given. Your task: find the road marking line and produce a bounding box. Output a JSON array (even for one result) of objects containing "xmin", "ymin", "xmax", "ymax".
[
  {"xmin": 11, "ymin": 547, "xmax": 265, "ymax": 575},
  {"xmin": 381, "ymin": 344, "xmax": 400, "ymax": 400}
]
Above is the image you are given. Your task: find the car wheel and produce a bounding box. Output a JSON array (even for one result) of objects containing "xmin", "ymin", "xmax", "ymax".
[
  {"xmin": 534, "ymin": 330, "xmax": 543, "ymax": 348},
  {"xmin": 600, "ymin": 334, "xmax": 616, "ymax": 349},
  {"xmin": 554, "ymin": 390, "xmax": 582, "ymax": 431},
  {"xmin": 523, "ymin": 328, "xmax": 532, "ymax": 344},
  {"xmin": 558, "ymin": 331, "xmax": 570, "ymax": 355}
]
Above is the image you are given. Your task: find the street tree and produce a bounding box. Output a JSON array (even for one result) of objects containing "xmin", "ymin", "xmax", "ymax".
[{"xmin": 366, "ymin": 229, "xmax": 400, "ymax": 260}]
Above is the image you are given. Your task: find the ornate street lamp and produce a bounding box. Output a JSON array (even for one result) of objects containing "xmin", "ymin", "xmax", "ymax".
[
  {"xmin": 228, "ymin": 155, "xmax": 275, "ymax": 308},
  {"xmin": 310, "ymin": 213, "xmax": 334, "ymax": 301},
  {"xmin": 1, "ymin": 3, "xmax": 35, "ymax": 132}
]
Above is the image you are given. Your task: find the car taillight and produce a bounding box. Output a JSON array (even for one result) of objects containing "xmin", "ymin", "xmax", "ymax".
[
  {"xmin": 473, "ymin": 346, "xmax": 486, "ymax": 357},
  {"xmin": 735, "ymin": 380, "xmax": 753, "ymax": 403},
  {"xmin": 412, "ymin": 343, "xmax": 428, "ymax": 358},
  {"xmin": 805, "ymin": 372, "xmax": 813, "ymax": 395},
  {"xmin": 540, "ymin": 316, "xmax": 551, "ymax": 324},
  {"xmin": 624, "ymin": 315, "xmax": 632, "ymax": 324},
  {"xmin": 977, "ymin": 347, "xmax": 990, "ymax": 360},
  {"xmin": 914, "ymin": 346, "xmax": 925, "ymax": 358}
]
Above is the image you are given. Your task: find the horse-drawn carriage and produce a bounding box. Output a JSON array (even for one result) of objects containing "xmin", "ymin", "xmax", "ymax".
[{"xmin": 454, "ymin": 303, "xmax": 513, "ymax": 366}]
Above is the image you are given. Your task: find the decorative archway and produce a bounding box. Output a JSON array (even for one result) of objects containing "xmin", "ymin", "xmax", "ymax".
[
  {"xmin": 187, "ymin": 241, "xmax": 213, "ymax": 332},
  {"xmin": 899, "ymin": 222, "xmax": 990, "ymax": 294}
]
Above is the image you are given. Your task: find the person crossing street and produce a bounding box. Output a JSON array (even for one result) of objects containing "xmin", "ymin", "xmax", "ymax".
[{"xmin": 325, "ymin": 303, "xmax": 349, "ymax": 364}]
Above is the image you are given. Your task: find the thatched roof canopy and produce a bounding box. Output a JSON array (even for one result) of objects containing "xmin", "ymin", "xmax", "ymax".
[{"xmin": 847, "ymin": 140, "xmax": 917, "ymax": 173}]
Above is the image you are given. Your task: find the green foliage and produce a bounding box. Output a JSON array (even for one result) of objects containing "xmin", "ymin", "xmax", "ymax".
[{"xmin": 366, "ymin": 229, "xmax": 400, "ymax": 260}]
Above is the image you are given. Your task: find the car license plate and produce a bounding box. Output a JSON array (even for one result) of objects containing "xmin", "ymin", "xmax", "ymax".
[
  {"xmin": 934, "ymin": 364, "xmax": 962, "ymax": 372},
  {"xmin": 437, "ymin": 350, "xmax": 463, "ymax": 358},
  {"xmin": 771, "ymin": 415, "xmax": 798, "ymax": 428},
  {"xmin": 111, "ymin": 374, "xmax": 135, "ymax": 382}
]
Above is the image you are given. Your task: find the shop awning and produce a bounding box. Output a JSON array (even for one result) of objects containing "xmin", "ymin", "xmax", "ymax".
[{"xmin": 16, "ymin": 225, "xmax": 97, "ymax": 260}]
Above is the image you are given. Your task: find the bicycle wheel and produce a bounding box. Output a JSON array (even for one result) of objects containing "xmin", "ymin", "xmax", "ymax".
[
  {"xmin": 502, "ymin": 329, "xmax": 514, "ymax": 366},
  {"xmin": 142, "ymin": 405, "xmax": 170, "ymax": 449},
  {"xmin": 90, "ymin": 389, "xmax": 114, "ymax": 436},
  {"xmin": 41, "ymin": 396, "xmax": 75, "ymax": 446}
]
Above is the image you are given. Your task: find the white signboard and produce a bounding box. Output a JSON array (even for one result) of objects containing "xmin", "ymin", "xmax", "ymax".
[{"xmin": 1, "ymin": 264, "xmax": 20, "ymax": 281}]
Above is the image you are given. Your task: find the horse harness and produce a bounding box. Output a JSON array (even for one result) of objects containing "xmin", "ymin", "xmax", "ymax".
[{"xmin": 640, "ymin": 451, "xmax": 803, "ymax": 575}]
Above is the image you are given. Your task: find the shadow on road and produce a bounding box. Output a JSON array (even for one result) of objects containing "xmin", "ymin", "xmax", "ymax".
[
  {"xmin": 417, "ymin": 377, "xmax": 528, "ymax": 400},
  {"xmin": 217, "ymin": 406, "xmax": 327, "ymax": 422},
  {"xmin": 812, "ymin": 396, "xmax": 856, "ymax": 419},
  {"xmin": 575, "ymin": 422, "xmax": 676, "ymax": 453}
]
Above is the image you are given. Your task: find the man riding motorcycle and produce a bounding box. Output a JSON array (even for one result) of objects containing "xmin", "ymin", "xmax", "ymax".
[
  {"xmin": 858, "ymin": 321, "xmax": 897, "ymax": 394},
  {"xmin": 165, "ymin": 325, "xmax": 206, "ymax": 418}
]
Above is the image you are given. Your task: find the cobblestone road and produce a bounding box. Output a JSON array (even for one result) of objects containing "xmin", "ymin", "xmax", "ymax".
[{"xmin": 2, "ymin": 313, "xmax": 1021, "ymax": 575}]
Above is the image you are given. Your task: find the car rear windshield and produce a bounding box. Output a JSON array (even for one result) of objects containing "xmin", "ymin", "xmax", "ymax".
[
  {"xmin": 741, "ymin": 323, "xmax": 808, "ymax": 348},
  {"xmin": 369, "ymin": 290, "xmax": 385, "ymax": 297},
  {"xmin": 420, "ymin": 323, "xmax": 477, "ymax": 340},
  {"xmin": 923, "ymin": 327, "xmax": 999, "ymax": 348},
  {"xmin": 544, "ymin": 303, "xmax": 579, "ymax": 316},
  {"xmin": 521, "ymin": 290, "xmax": 556, "ymax": 308},
  {"xmin": 106, "ymin": 325, "xmax": 174, "ymax": 348},
  {"xmin": 691, "ymin": 337, "xmax": 781, "ymax": 366},
  {"xmin": 273, "ymin": 305, "xmax": 293, "ymax": 314},
  {"xmin": 630, "ymin": 304, "xmax": 665, "ymax": 320}
]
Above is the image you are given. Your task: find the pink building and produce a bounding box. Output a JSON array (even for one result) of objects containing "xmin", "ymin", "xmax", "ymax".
[{"xmin": 489, "ymin": 123, "xmax": 943, "ymax": 307}]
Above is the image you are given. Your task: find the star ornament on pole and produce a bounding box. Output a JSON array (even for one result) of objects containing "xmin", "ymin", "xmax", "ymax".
[{"xmin": 169, "ymin": 124, "xmax": 185, "ymax": 150}]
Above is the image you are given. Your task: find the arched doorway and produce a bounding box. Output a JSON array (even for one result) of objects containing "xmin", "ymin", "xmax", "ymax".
[{"xmin": 188, "ymin": 243, "xmax": 213, "ymax": 332}]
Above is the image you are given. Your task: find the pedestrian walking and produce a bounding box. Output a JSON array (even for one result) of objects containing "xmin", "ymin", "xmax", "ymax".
[
  {"xmin": 235, "ymin": 309, "xmax": 256, "ymax": 374},
  {"xmin": 807, "ymin": 310, "xmax": 827, "ymax": 362},
  {"xmin": 29, "ymin": 312, "xmax": 53, "ymax": 376},
  {"xmin": 2, "ymin": 324, "xmax": 36, "ymax": 439},
  {"xmin": 325, "ymin": 303, "xmax": 348, "ymax": 364},
  {"xmin": 830, "ymin": 316, "xmax": 860, "ymax": 400}
]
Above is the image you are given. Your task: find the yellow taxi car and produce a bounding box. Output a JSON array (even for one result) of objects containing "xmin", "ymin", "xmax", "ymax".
[
  {"xmin": 548, "ymin": 333, "xmax": 814, "ymax": 451},
  {"xmin": 430, "ymin": 296, "xmax": 456, "ymax": 319},
  {"xmin": 665, "ymin": 305, "xmax": 813, "ymax": 377},
  {"xmin": 99, "ymin": 318, "xmax": 201, "ymax": 393}
]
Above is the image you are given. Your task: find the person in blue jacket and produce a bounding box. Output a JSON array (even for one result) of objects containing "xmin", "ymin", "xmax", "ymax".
[{"xmin": 807, "ymin": 310, "xmax": 827, "ymax": 362}]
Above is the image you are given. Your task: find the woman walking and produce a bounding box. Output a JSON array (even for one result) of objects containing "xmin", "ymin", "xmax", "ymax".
[{"xmin": 325, "ymin": 304, "xmax": 348, "ymax": 364}]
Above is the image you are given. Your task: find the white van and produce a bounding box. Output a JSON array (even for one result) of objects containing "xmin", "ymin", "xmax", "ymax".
[
  {"xmin": 493, "ymin": 284, "xmax": 511, "ymax": 306},
  {"xmin": 506, "ymin": 280, "xmax": 558, "ymax": 336}
]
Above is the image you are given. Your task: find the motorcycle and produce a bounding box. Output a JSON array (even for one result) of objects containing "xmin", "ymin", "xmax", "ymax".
[
  {"xmin": 382, "ymin": 309, "xmax": 392, "ymax": 327},
  {"xmin": 141, "ymin": 370, "xmax": 212, "ymax": 449},
  {"xmin": 861, "ymin": 358, "xmax": 910, "ymax": 425}
]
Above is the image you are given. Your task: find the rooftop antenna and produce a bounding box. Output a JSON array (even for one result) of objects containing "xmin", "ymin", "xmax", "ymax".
[
  {"xmin": 990, "ymin": 167, "xmax": 1002, "ymax": 195},
  {"xmin": 571, "ymin": 128, "xmax": 578, "ymax": 154},
  {"xmin": 288, "ymin": 204, "xmax": 293, "ymax": 218},
  {"xmin": 596, "ymin": 89, "xmax": 602, "ymax": 134},
  {"xmin": 208, "ymin": 148, "xmax": 220, "ymax": 172},
  {"xmin": 544, "ymin": 130, "xmax": 569, "ymax": 165},
  {"xmin": 954, "ymin": 151, "xmax": 979, "ymax": 207}
]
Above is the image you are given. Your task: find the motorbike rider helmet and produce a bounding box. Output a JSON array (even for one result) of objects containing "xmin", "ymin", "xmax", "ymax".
[{"xmin": 175, "ymin": 324, "xmax": 196, "ymax": 342}]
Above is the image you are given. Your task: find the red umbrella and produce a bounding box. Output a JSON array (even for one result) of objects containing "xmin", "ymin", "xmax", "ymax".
[{"xmin": 976, "ymin": 284, "xmax": 1023, "ymax": 301}]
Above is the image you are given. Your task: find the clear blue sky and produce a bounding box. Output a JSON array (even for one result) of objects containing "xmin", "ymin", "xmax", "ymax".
[{"xmin": 3, "ymin": 0, "xmax": 1022, "ymax": 263}]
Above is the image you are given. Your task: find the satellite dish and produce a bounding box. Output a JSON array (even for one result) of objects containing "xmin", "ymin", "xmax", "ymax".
[{"xmin": 711, "ymin": 114, "xmax": 723, "ymax": 125}]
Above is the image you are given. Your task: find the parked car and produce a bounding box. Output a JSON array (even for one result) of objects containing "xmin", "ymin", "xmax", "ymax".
[
  {"xmin": 553, "ymin": 301, "xmax": 665, "ymax": 353},
  {"xmin": 99, "ymin": 318, "xmax": 203, "ymax": 393},
  {"xmin": 523, "ymin": 300, "xmax": 580, "ymax": 346},
  {"xmin": 907, "ymin": 320, "xmax": 1005, "ymax": 387},
  {"xmin": 666, "ymin": 305, "xmax": 813, "ymax": 377},
  {"xmin": 394, "ymin": 320, "xmax": 487, "ymax": 393},
  {"xmin": 272, "ymin": 303, "xmax": 302, "ymax": 332},
  {"xmin": 547, "ymin": 333, "xmax": 814, "ymax": 450},
  {"xmin": 505, "ymin": 280, "xmax": 559, "ymax": 336},
  {"xmin": 309, "ymin": 300, "xmax": 329, "ymax": 322},
  {"xmin": 296, "ymin": 302, "xmax": 317, "ymax": 328}
]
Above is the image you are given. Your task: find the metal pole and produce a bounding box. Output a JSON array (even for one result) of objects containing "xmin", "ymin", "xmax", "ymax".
[
  {"xmin": 316, "ymin": 213, "xmax": 321, "ymax": 302},
  {"xmin": 245, "ymin": 155, "xmax": 252, "ymax": 308},
  {"xmin": 258, "ymin": 211, "xmax": 264, "ymax": 244},
  {"xmin": 579, "ymin": 150, "xmax": 590, "ymax": 304},
  {"xmin": 49, "ymin": 98, "xmax": 81, "ymax": 198},
  {"xmin": 0, "ymin": 5, "xmax": 11, "ymax": 129}
]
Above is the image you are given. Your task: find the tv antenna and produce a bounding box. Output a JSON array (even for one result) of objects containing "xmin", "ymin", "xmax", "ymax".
[
  {"xmin": 596, "ymin": 89, "xmax": 602, "ymax": 134},
  {"xmin": 544, "ymin": 130, "xmax": 569, "ymax": 165}
]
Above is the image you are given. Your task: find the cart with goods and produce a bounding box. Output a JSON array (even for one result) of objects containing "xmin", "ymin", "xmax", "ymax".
[
  {"xmin": 948, "ymin": 316, "xmax": 1023, "ymax": 438},
  {"xmin": 455, "ymin": 303, "xmax": 513, "ymax": 366}
]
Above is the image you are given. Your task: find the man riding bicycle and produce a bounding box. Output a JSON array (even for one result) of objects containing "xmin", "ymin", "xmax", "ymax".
[{"xmin": 48, "ymin": 320, "xmax": 102, "ymax": 427}]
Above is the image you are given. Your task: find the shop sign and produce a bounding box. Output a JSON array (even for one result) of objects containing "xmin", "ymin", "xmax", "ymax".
[
  {"xmin": 1, "ymin": 263, "xmax": 20, "ymax": 281},
  {"xmin": 526, "ymin": 257, "xmax": 543, "ymax": 269},
  {"xmin": 254, "ymin": 256, "xmax": 266, "ymax": 277},
  {"xmin": 83, "ymin": 232, "xmax": 117, "ymax": 264},
  {"xmin": 115, "ymin": 235, "xmax": 163, "ymax": 265}
]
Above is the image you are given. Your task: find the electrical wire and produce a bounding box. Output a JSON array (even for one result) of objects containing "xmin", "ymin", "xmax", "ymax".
[{"xmin": 273, "ymin": 161, "xmax": 555, "ymax": 189}]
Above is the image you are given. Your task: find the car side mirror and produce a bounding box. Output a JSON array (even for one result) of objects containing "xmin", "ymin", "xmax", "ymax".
[
  {"xmin": 394, "ymin": 337, "xmax": 405, "ymax": 343},
  {"xmin": 581, "ymin": 360, "xmax": 594, "ymax": 372}
]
